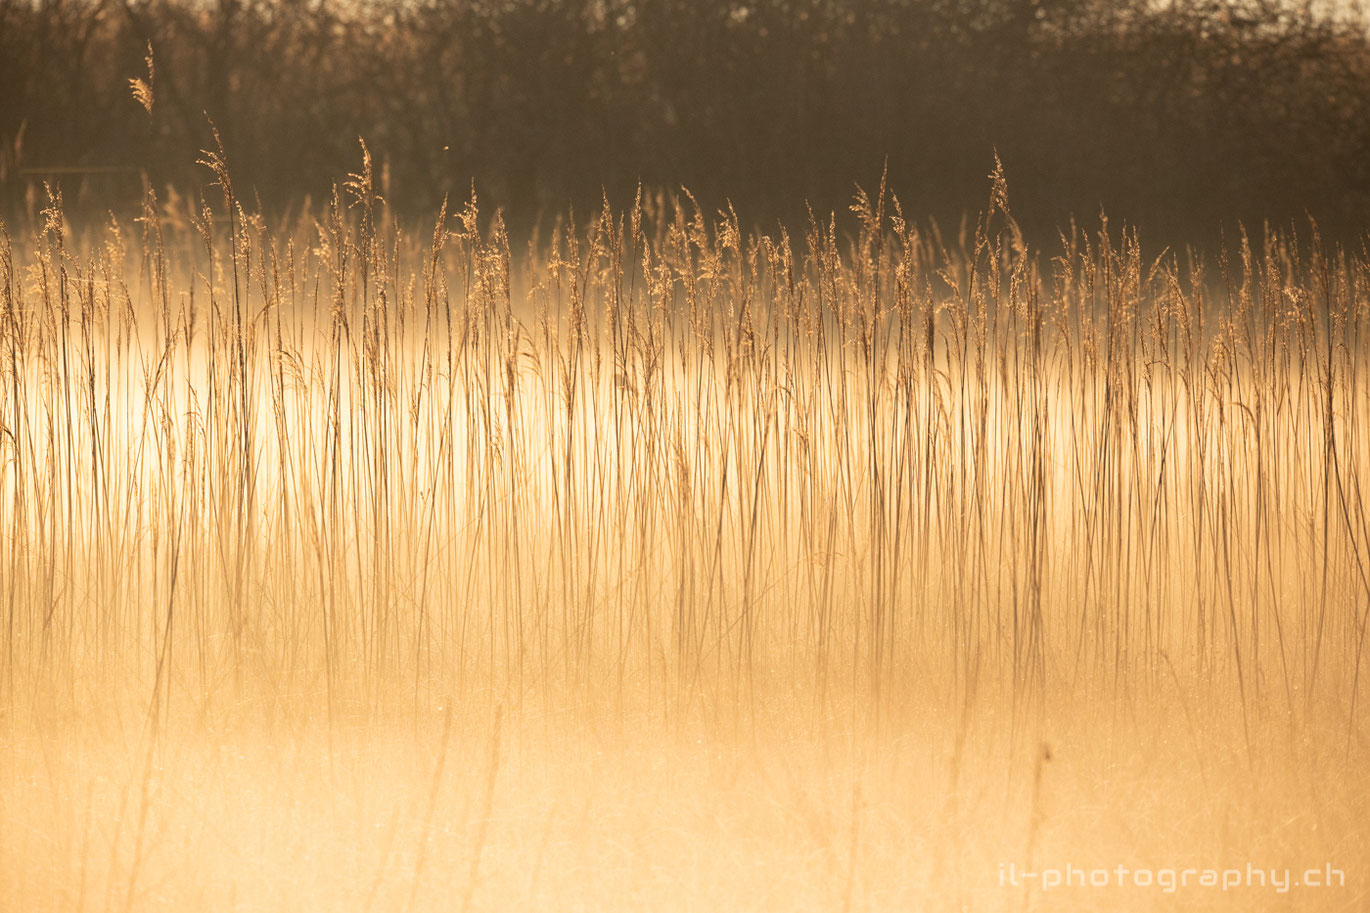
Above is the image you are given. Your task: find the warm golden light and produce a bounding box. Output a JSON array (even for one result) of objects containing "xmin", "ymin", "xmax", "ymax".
[{"xmin": 1, "ymin": 158, "xmax": 1366, "ymax": 910}]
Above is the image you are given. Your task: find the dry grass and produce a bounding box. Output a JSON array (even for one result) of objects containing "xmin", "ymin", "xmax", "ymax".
[{"xmin": 1, "ymin": 153, "xmax": 1368, "ymax": 910}]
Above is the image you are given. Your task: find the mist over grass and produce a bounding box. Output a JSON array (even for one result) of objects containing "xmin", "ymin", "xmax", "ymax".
[
  {"xmin": 2, "ymin": 3, "xmax": 1370, "ymax": 909},
  {"xmin": 1, "ymin": 150, "xmax": 1368, "ymax": 909}
]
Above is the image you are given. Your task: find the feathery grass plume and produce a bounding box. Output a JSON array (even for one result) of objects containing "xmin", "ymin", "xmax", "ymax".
[{"xmin": 129, "ymin": 42, "xmax": 155, "ymax": 115}]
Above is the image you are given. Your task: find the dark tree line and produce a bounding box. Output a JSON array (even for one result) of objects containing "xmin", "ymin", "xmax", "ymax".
[{"xmin": 2, "ymin": 0, "xmax": 1368, "ymax": 241}]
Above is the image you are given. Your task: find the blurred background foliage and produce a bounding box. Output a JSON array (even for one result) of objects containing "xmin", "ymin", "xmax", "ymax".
[{"xmin": 2, "ymin": 0, "xmax": 1368, "ymax": 242}]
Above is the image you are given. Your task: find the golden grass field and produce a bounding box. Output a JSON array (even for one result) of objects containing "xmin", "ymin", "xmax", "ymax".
[{"xmin": 1, "ymin": 151, "xmax": 1368, "ymax": 910}]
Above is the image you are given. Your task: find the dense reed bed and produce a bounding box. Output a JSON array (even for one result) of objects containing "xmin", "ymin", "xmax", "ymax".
[{"xmin": 1, "ymin": 152, "xmax": 1367, "ymax": 910}]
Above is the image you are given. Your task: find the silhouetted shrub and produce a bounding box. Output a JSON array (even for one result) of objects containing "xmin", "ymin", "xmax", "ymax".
[{"xmin": 1, "ymin": 0, "xmax": 1367, "ymax": 242}]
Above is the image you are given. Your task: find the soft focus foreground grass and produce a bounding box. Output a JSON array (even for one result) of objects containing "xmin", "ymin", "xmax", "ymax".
[
  {"xmin": 3, "ymin": 686, "xmax": 1365, "ymax": 912},
  {"xmin": 1, "ymin": 158, "xmax": 1368, "ymax": 910}
]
